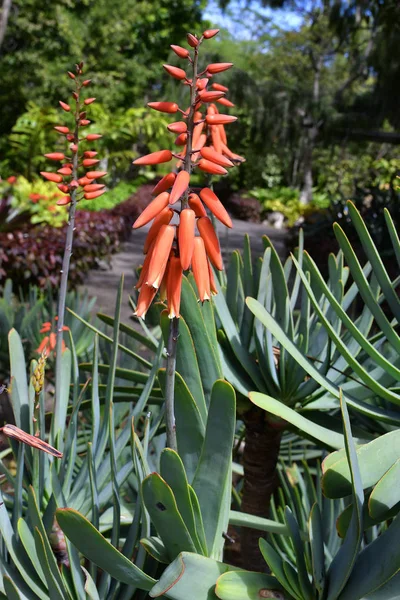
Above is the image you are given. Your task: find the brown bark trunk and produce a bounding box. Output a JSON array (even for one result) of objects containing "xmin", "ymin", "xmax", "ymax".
[{"xmin": 241, "ymin": 407, "xmax": 283, "ymax": 572}]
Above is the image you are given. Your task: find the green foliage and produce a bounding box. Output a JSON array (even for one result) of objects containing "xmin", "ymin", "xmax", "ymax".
[{"xmin": 4, "ymin": 176, "xmax": 67, "ymax": 227}]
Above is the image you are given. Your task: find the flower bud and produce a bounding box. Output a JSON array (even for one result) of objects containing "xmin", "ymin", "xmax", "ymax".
[
  {"xmin": 197, "ymin": 216, "xmax": 224, "ymax": 270},
  {"xmin": 82, "ymin": 79, "xmax": 91, "ymax": 86},
  {"xmin": 143, "ymin": 207, "xmax": 174, "ymax": 253},
  {"xmin": 167, "ymin": 256, "xmax": 183, "ymax": 318},
  {"xmin": 67, "ymin": 71, "xmax": 76, "ymax": 79},
  {"xmin": 84, "ymin": 98, "xmax": 96, "ymax": 105},
  {"xmin": 70, "ymin": 180, "xmax": 79, "ymax": 188},
  {"xmin": 167, "ymin": 121, "xmax": 187, "ymax": 134},
  {"xmin": 135, "ymin": 284, "xmax": 157, "ymax": 319},
  {"xmin": 59, "ymin": 101, "xmax": 71, "ymax": 112},
  {"xmin": 198, "ymin": 159, "xmax": 228, "ymax": 175},
  {"xmin": 86, "ymin": 171, "xmax": 107, "ymax": 180},
  {"xmin": 40, "ymin": 172, "xmax": 63, "ymax": 183},
  {"xmin": 198, "ymin": 91, "xmax": 225, "ymax": 102},
  {"xmin": 217, "ymin": 98, "xmax": 235, "ymax": 108},
  {"xmin": 57, "ymin": 184, "xmax": 70, "ymax": 193},
  {"xmin": 133, "ymin": 192, "xmax": 170, "ymax": 229},
  {"xmin": 85, "ymin": 134, "xmax": 102, "ymax": 141},
  {"xmin": 84, "ymin": 189, "xmax": 106, "ymax": 199},
  {"xmin": 200, "ymin": 147, "xmax": 234, "ymax": 168},
  {"xmin": 188, "ymin": 193, "xmax": 207, "ymax": 218},
  {"xmin": 174, "ymin": 133, "xmax": 188, "ymax": 146},
  {"xmin": 203, "ymin": 28, "xmax": 220, "ymax": 39},
  {"xmin": 187, "ymin": 33, "xmax": 198, "ymax": 47},
  {"xmin": 163, "ymin": 64, "xmax": 187, "ymax": 80},
  {"xmin": 79, "ymin": 119, "xmax": 91, "ymax": 126},
  {"xmin": 133, "ymin": 150, "xmax": 173, "ymax": 166},
  {"xmin": 56, "ymin": 196, "xmax": 71, "ymax": 206},
  {"xmin": 212, "ymin": 83, "xmax": 229, "ymax": 92},
  {"xmin": 152, "ymin": 173, "xmax": 176, "ymax": 196},
  {"xmin": 54, "ymin": 126, "xmax": 70, "ymax": 134},
  {"xmin": 148, "ymin": 101, "xmax": 179, "ymax": 114},
  {"xmin": 206, "ymin": 114, "xmax": 237, "ymax": 125},
  {"xmin": 170, "ymin": 45, "xmax": 190, "ymax": 58},
  {"xmin": 83, "ymin": 183, "xmax": 105, "ymax": 192},
  {"xmin": 206, "ymin": 63, "xmax": 233, "ymax": 74},
  {"xmin": 70, "ymin": 143, "xmax": 78, "ymax": 153},
  {"xmin": 83, "ymin": 158, "xmax": 100, "ymax": 167},
  {"xmin": 146, "ymin": 224, "xmax": 175, "ymax": 288},
  {"xmin": 7, "ymin": 176, "xmax": 16, "ymax": 184},
  {"xmin": 192, "ymin": 237, "xmax": 211, "ymax": 301},
  {"xmin": 44, "ymin": 153, "xmax": 66, "ymax": 161},
  {"xmin": 57, "ymin": 167, "xmax": 72, "ymax": 175},
  {"xmin": 78, "ymin": 176, "xmax": 92, "ymax": 186},
  {"xmin": 196, "ymin": 78, "xmax": 209, "ymax": 90},
  {"xmin": 72, "ymin": 92, "xmax": 78, "ymax": 100},
  {"xmin": 200, "ymin": 188, "xmax": 232, "ymax": 228},
  {"xmin": 84, "ymin": 151, "xmax": 98, "ymax": 158},
  {"xmin": 169, "ymin": 170, "xmax": 190, "ymax": 204},
  {"xmin": 66, "ymin": 134, "xmax": 75, "ymax": 142},
  {"xmin": 179, "ymin": 209, "xmax": 195, "ymax": 270}
]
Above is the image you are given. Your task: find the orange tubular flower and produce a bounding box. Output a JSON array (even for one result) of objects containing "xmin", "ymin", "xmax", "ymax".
[
  {"xmin": 146, "ymin": 224, "xmax": 175, "ymax": 288},
  {"xmin": 169, "ymin": 171, "xmax": 190, "ymax": 204},
  {"xmin": 167, "ymin": 257, "xmax": 183, "ymax": 318},
  {"xmin": 132, "ymin": 192, "xmax": 170, "ymax": 229},
  {"xmin": 133, "ymin": 150, "xmax": 173, "ymax": 166},
  {"xmin": 130, "ymin": 28, "xmax": 243, "ymax": 318},
  {"xmin": 143, "ymin": 207, "xmax": 174, "ymax": 253},
  {"xmin": 192, "ymin": 237, "xmax": 211, "ymax": 302},
  {"xmin": 200, "ymin": 188, "xmax": 233, "ymax": 228},
  {"xmin": 197, "ymin": 216, "xmax": 224, "ymax": 270},
  {"xmin": 179, "ymin": 209, "xmax": 195, "ymax": 269}
]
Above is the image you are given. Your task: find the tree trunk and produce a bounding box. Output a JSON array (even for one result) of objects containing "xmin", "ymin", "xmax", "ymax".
[
  {"xmin": 0, "ymin": 0, "xmax": 12, "ymax": 51},
  {"xmin": 241, "ymin": 406, "xmax": 283, "ymax": 572}
]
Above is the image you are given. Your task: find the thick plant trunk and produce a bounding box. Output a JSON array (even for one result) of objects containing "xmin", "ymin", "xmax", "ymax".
[{"xmin": 241, "ymin": 406, "xmax": 283, "ymax": 572}]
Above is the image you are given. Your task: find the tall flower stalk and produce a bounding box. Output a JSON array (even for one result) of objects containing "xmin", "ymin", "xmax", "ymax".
[
  {"xmin": 132, "ymin": 29, "xmax": 244, "ymax": 450},
  {"xmin": 41, "ymin": 63, "xmax": 106, "ymax": 440}
]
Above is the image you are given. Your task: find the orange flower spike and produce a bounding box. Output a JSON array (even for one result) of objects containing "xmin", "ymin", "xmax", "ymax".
[
  {"xmin": 192, "ymin": 237, "xmax": 211, "ymax": 302},
  {"xmin": 199, "ymin": 188, "xmax": 233, "ymax": 228},
  {"xmin": 163, "ymin": 64, "xmax": 187, "ymax": 80},
  {"xmin": 143, "ymin": 207, "xmax": 174, "ymax": 253},
  {"xmin": 148, "ymin": 102, "xmax": 179, "ymax": 114},
  {"xmin": 146, "ymin": 225, "xmax": 176, "ymax": 288},
  {"xmin": 197, "ymin": 216, "xmax": 224, "ymax": 270},
  {"xmin": 152, "ymin": 173, "xmax": 176, "ymax": 196},
  {"xmin": 133, "ymin": 150, "xmax": 173, "ymax": 166},
  {"xmin": 170, "ymin": 44, "xmax": 190, "ymax": 59},
  {"xmin": 135, "ymin": 284, "xmax": 157, "ymax": 319},
  {"xmin": 167, "ymin": 257, "xmax": 183, "ymax": 318},
  {"xmin": 179, "ymin": 209, "xmax": 196, "ymax": 270},
  {"xmin": 169, "ymin": 170, "xmax": 190, "ymax": 205},
  {"xmin": 133, "ymin": 192, "xmax": 170, "ymax": 229},
  {"xmin": 200, "ymin": 147, "xmax": 234, "ymax": 168},
  {"xmin": 188, "ymin": 193, "xmax": 207, "ymax": 217},
  {"xmin": 198, "ymin": 159, "xmax": 228, "ymax": 175}
]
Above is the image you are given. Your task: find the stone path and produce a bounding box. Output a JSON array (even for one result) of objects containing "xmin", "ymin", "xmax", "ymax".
[{"xmin": 80, "ymin": 219, "xmax": 287, "ymax": 322}]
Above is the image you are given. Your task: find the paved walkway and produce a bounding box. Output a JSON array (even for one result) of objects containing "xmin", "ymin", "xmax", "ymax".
[{"xmin": 80, "ymin": 219, "xmax": 287, "ymax": 322}]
